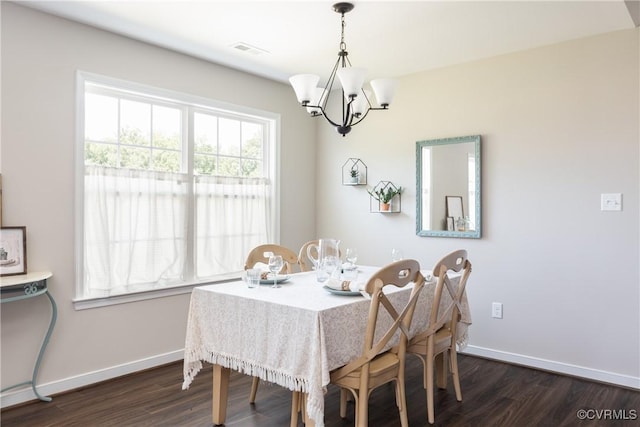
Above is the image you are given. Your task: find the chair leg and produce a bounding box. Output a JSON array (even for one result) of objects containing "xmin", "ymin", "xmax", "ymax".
[
  {"xmin": 356, "ymin": 388, "xmax": 369, "ymax": 427},
  {"xmin": 395, "ymin": 378, "xmax": 409, "ymax": 427},
  {"xmin": 426, "ymin": 345, "xmax": 435, "ymax": 424},
  {"xmin": 426, "ymin": 364, "xmax": 435, "ymax": 424},
  {"xmin": 249, "ymin": 377, "xmax": 260, "ymax": 403},
  {"xmin": 420, "ymin": 355, "xmax": 428, "ymax": 389},
  {"xmin": 436, "ymin": 351, "xmax": 449, "ymax": 389},
  {"xmin": 340, "ymin": 388, "xmax": 348, "ymax": 418},
  {"xmin": 450, "ymin": 348, "xmax": 463, "ymax": 402}
]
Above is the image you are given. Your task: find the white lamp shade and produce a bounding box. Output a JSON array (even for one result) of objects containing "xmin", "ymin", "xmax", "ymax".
[
  {"xmin": 289, "ymin": 74, "xmax": 320, "ymax": 104},
  {"xmin": 370, "ymin": 78, "xmax": 398, "ymax": 107},
  {"xmin": 337, "ymin": 67, "xmax": 367, "ymax": 98},
  {"xmin": 306, "ymin": 87, "xmax": 326, "ymax": 115},
  {"xmin": 351, "ymin": 89, "xmax": 371, "ymax": 116}
]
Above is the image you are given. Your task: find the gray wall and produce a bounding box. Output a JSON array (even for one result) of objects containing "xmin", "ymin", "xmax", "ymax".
[
  {"xmin": 317, "ymin": 29, "xmax": 639, "ymax": 385},
  {"xmin": 1, "ymin": 2, "xmax": 638, "ymax": 408},
  {"xmin": 0, "ymin": 2, "xmax": 316, "ymax": 406}
]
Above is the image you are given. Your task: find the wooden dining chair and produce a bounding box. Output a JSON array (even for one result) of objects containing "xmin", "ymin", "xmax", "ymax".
[
  {"xmin": 407, "ymin": 249, "xmax": 472, "ymax": 424},
  {"xmin": 291, "ymin": 259, "xmax": 425, "ymax": 427},
  {"xmin": 298, "ymin": 240, "xmax": 344, "ymax": 272},
  {"xmin": 297, "ymin": 240, "xmax": 318, "ymax": 272},
  {"xmin": 244, "ymin": 244, "xmax": 299, "ymax": 274},
  {"xmin": 244, "ymin": 243, "xmax": 299, "ymax": 403}
]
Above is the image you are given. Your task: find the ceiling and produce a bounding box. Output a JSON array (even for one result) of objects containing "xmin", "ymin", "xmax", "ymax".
[{"xmin": 22, "ymin": 1, "xmax": 638, "ymax": 85}]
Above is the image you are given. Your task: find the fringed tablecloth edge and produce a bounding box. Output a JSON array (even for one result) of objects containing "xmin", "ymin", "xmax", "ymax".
[
  {"xmin": 182, "ymin": 348, "xmax": 326, "ymax": 426},
  {"xmin": 182, "ymin": 348, "xmax": 311, "ymax": 392}
]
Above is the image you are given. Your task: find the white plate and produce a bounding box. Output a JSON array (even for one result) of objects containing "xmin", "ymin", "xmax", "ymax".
[
  {"xmin": 259, "ymin": 275, "xmax": 290, "ymax": 285},
  {"xmin": 323, "ymin": 286, "xmax": 362, "ymax": 296}
]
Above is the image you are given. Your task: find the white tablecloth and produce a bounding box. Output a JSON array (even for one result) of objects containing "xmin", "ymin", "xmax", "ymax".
[{"xmin": 182, "ymin": 266, "xmax": 470, "ymax": 427}]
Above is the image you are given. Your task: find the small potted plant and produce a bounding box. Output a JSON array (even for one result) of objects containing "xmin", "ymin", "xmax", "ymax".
[
  {"xmin": 349, "ymin": 167, "xmax": 359, "ymax": 184},
  {"xmin": 368, "ymin": 185, "xmax": 402, "ymax": 211}
]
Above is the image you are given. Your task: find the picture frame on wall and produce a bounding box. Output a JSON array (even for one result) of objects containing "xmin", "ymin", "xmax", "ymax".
[{"xmin": 0, "ymin": 226, "xmax": 27, "ymax": 276}]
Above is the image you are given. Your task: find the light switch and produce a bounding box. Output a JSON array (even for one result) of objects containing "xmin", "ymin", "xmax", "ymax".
[{"xmin": 601, "ymin": 193, "xmax": 622, "ymax": 211}]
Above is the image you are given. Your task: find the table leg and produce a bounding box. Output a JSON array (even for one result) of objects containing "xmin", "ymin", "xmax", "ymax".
[
  {"xmin": 302, "ymin": 393, "xmax": 316, "ymax": 427},
  {"xmin": 212, "ymin": 364, "xmax": 230, "ymax": 425},
  {"xmin": 31, "ymin": 290, "xmax": 57, "ymax": 402}
]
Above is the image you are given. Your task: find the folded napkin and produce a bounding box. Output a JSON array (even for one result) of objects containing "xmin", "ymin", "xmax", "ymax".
[
  {"xmin": 253, "ymin": 262, "xmax": 269, "ymax": 271},
  {"xmin": 325, "ymin": 278, "xmax": 364, "ymax": 293},
  {"xmin": 249, "ymin": 262, "xmax": 271, "ymax": 279}
]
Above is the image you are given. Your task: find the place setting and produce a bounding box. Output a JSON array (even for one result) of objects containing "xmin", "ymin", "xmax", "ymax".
[
  {"xmin": 243, "ymin": 254, "xmax": 291, "ymax": 289},
  {"xmin": 306, "ymin": 241, "xmax": 366, "ymax": 297}
]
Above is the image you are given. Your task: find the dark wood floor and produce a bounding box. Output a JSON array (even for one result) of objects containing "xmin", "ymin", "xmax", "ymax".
[{"xmin": 2, "ymin": 354, "xmax": 638, "ymax": 426}]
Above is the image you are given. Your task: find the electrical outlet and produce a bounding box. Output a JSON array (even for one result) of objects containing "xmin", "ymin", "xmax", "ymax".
[{"xmin": 492, "ymin": 302, "xmax": 503, "ymax": 319}]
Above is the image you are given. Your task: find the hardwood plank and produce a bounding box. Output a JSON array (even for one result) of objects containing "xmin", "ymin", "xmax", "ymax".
[{"xmin": 2, "ymin": 355, "xmax": 638, "ymax": 426}]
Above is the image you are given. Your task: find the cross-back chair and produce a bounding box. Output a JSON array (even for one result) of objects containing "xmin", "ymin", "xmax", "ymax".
[
  {"xmin": 297, "ymin": 240, "xmax": 318, "ymax": 272},
  {"xmin": 407, "ymin": 249, "xmax": 472, "ymax": 424},
  {"xmin": 293, "ymin": 259, "xmax": 425, "ymax": 427},
  {"xmin": 297, "ymin": 240, "xmax": 343, "ymax": 272},
  {"xmin": 244, "ymin": 244, "xmax": 299, "ymax": 274}
]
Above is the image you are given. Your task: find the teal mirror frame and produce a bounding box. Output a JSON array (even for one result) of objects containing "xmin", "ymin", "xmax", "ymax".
[{"xmin": 416, "ymin": 135, "xmax": 482, "ymax": 238}]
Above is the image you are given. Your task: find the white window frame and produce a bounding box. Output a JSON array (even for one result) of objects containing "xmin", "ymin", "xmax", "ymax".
[{"xmin": 74, "ymin": 71, "xmax": 280, "ymax": 309}]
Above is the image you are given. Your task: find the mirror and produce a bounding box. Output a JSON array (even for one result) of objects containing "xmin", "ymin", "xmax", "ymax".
[{"xmin": 416, "ymin": 135, "xmax": 481, "ymax": 238}]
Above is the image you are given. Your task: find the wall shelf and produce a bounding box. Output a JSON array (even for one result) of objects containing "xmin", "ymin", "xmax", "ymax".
[
  {"xmin": 342, "ymin": 158, "xmax": 367, "ymax": 186},
  {"xmin": 368, "ymin": 181, "xmax": 402, "ymax": 213}
]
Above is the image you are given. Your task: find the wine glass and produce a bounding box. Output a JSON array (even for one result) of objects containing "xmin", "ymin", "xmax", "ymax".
[
  {"xmin": 345, "ymin": 248, "xmax": 358, "ymax": 268},
  {"xmin": 391, "ymin": 248, "xmax": 404, "ymax": 262},
  {"xmin": 268, "ymin": 255, "xmax": 284, "ymax": 288}
]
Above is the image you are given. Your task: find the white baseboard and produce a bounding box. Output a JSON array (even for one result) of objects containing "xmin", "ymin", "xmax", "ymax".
[
  {"xmin": 3, "ymin": 346, "xmax": 638, "ymax": 409},
  {"xmin": 462, "ymin": 345, "xmax": 640, "ymax": 390},
  {"xmin": 0, "ymin": 350, "xmax": 184, "ymax": 409}
]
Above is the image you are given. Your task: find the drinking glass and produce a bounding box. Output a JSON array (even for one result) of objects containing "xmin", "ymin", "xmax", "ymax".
[
  {"xmin": 391, "ymin": 248, "xmax": 404, "ymax": 262},
  {"xmin": 345, "ymin": 248, "xmax": 358, "ymax": 268},
  {"xmin": 246, "ymin": 268, "xmax": 261, "ymax": 288},
  {"xmin": 268, "ymin": 255, "xmax": 284, "ymax": 288},
  {"xmin": 322, "ymin": 255, "xmax": 341, "ymax": 280}
]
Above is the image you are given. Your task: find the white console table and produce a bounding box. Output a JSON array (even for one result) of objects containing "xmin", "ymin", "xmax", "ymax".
[{"xmin": 0, "ymin": 271, "xmax": 56, "ymax": 402}]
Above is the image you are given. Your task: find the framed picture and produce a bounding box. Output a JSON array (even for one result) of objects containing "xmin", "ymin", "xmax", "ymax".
[
  {"xmin": 0, "ymin": 226, "xmax": 27, "ymax": 276},
  {"xmin": 446, "ymin": 196, "xmax": 464, "ymax": 219},
  {"xmin": 446, "ymin": 217, "xmax": 454, "ymax": 231}
]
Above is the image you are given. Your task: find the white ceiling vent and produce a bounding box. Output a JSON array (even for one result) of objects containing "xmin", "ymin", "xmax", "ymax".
[{"xmin": 230, "ymin": 42, "xmax": 269, "ymax": 56}]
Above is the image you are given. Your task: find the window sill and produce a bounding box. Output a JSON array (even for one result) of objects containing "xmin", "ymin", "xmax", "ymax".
[{"xmin": 73, "ymin": 275, "xmax": 239, "ymax": 310}]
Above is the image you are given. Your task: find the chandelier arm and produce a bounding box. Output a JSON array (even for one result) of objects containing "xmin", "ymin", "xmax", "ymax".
[
  {"xmin": 349, "ymin": 107, "xmax": 371, "ymax": 127},
  {"xmin": 341, "ymin": 91, "xmax": 348, "ymax": 126},
  {"xmin": 344, "ymin": 96, "xmax": 355, "ymax": 127},
  {"xmin": 323, "ymin": 56, "xmax": 342, "ymax": 100},
  {"xmin": 316, "ymin": 105, "xmax": 343, "ymax": 128}
]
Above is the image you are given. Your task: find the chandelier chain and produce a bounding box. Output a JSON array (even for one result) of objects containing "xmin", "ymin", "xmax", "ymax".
[{"xmin": 340, "ymin": 12, "xmax": 347, "ymax": 51}]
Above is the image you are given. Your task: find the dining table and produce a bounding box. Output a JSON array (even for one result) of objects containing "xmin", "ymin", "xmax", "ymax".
[{"xmin": 182, "ymin": 266, "xmax": 471, "ymax": 427}]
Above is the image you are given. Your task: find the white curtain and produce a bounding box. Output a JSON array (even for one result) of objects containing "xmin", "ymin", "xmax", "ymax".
[
  {"xmin": 83, "ymin": 167, "xmax": 271, "ymax": 297},
  {"xmin": 84, "ymin": 166, "xmax": 188, "ymax": 297},
  {"xmin": 195, "ymin": 175, "xmax": 272, "ymax": 278}
]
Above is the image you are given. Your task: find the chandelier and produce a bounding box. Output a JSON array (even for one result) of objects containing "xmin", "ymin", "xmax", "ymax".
[{"xmin": 289, "ymin": 2, "xmax": 397, "ymax": 136}]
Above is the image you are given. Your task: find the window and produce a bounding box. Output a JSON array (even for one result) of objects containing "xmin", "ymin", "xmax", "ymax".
[{"xmin": 76, "ymin": 72, "xmax": 278, "ymax": 304}]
